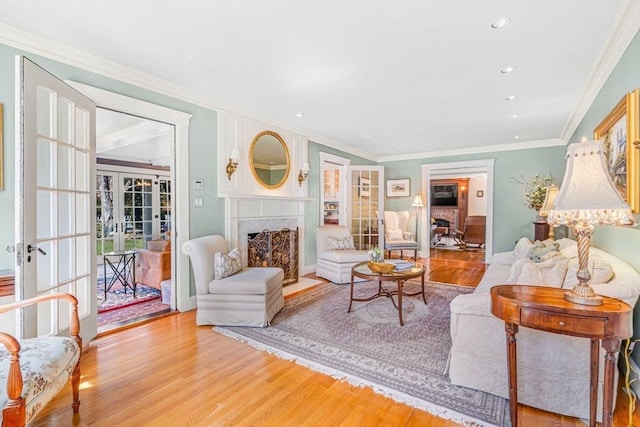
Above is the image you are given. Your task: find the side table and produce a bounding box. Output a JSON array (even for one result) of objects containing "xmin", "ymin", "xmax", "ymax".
[
  {"xmin": 103, "ymin": 250, "xmax": 138, "ymax": 299},
  {"xmin": 490, "ymin": 285, "xmax": 632, "ymax": 427}
]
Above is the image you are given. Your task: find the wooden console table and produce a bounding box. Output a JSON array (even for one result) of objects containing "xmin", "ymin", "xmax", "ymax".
[{"xmin": 490, "ymin": 285, "xmax": 632, "ymax": 427}]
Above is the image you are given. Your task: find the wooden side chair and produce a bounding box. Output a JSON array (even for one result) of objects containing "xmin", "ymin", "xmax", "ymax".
[{"xmin": 0, "ymin": 293, "xmax": 82, "ymax": 427}]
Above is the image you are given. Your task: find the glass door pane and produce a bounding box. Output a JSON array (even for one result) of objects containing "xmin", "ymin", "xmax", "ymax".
[{"xmin": 350, "ymin": 167, "xmax": 384, "ymax": 250}]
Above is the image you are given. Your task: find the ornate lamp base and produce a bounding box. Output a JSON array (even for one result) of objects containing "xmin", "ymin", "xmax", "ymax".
[{"xmin": 564, "ymin": 284, "xmax": 603, "ymax": 306}]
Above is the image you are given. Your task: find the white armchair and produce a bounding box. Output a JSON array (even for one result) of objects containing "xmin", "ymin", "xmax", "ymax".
[
  {"xmin": 315, "ymin": 226, "xmax": 369, "ymax": 284},
  {"xmin": 383, "ymin": 211, "xmax": 418, "ymax": 260},
  {"xmin": 181, "ymin": 235, "xmax": 284, "ymax": 327}
]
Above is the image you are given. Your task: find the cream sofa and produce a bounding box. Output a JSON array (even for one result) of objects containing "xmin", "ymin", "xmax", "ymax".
[
  {"xmin": 182, "ymin": 235, "xmax": 284, "ymax": 327},
  {"xmin": 448, "ymin": 237, "xmax": 640, "ymax": 421}
]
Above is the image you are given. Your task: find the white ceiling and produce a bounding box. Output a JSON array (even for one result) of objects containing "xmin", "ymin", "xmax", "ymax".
[{"xmin": 2, "ymin": 1, "xmax": 638, "ymax": 161}]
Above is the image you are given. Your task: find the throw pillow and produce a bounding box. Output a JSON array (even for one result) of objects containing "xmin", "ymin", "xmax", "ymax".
[
  {"xmin": 527, "ymin": 239, "xmax": 559, "ymax": 263},
  {"xmin": 213, "ymin": 248, "xmax": 243, "ymax": 280},
  {"xmin": 562, "ymin": 255, "xmax": 614, "ymax": 289},
  {"xmin": 511, "ymin": 237, "xmax": 533, "ymax": 263},
  {"xmin": 507, "ymin": 255, "xmax": 568, "ymax": 288},
  {"xmin": 327, "ymin": 235, "xmax": 356, "ymax": 250},
  {"xmin": 386, "ymin": 229, "xmax": 404, "ymax": 241}
]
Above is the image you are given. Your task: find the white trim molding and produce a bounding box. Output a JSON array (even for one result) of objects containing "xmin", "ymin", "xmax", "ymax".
[{"xmin": 67, "ymin": 81, "xmax": 195, "ymax": 312}]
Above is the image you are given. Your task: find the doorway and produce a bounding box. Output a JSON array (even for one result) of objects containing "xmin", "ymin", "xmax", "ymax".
[
  {"xmin": 421, "ymin": 160, "xmax": 495, "ymax": 262},
  {"xmin": 95, "ymin": 108, "xmax": 174, "ymax": 332}
]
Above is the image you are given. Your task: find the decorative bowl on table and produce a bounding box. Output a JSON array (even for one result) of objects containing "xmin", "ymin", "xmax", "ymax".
[{"xmin": 367, "ymin": 261, "xmax": 396, "ymax": 274}]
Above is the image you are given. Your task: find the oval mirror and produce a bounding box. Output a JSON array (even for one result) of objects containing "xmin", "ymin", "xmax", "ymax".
[{"xmin": 249, "ymin": 131, "xmax": 290, "ymax": 189}]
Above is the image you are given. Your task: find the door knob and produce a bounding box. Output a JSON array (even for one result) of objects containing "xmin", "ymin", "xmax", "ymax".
[{"xmin": 27, "ymin": 244, "xmax": 47, "ymax": 255}]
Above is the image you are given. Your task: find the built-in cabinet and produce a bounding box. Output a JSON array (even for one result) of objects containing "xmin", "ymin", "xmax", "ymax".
[{"xmin": 322, "ymin": 168, "xmax": 342, "ymax": 225}]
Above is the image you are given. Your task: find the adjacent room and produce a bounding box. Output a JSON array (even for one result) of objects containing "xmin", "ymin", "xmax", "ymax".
[{"xmin": 1, "ymin": 1, "xmax": 640, "ymax": 426}]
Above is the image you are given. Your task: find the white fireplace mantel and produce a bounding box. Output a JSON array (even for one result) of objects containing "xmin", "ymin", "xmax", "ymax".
[{"xmin": 225, "ymin": 197, "xmax": 307, "ymax": 274}]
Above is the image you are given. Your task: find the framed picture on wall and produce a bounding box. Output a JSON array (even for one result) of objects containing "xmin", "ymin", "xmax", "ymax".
[
  {"xmin": 594, "ymin": 88, "xmax": 639, "ymax": 213},
  {"xmin": 359, "ymin": 177, "xmax": 371, "ymax": 197},
  {"xmin": 386, "ymin": 178, "xmax": 410, "ymax": 197},
  {"xmin": 476, "ymin": 190, "xmax": 484, "ymax": 198}
]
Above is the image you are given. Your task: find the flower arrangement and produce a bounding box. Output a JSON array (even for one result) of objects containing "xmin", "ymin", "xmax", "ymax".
[
  {"xmin": 368, "ymin": 246, "xmax": 383, "ymax": 262},
  {"xmin": 510, "ymin": 174, "xmax": 554, "ymax": 211}
]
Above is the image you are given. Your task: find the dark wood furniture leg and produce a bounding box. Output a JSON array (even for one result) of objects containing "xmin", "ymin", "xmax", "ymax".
[
  {"xmin": 589, "ymin": 339, "xmax": 598, "ymax": 427},
  {"xmin": 601, "ymin": 338, "xmax": 622, "ymax": 427},
  {"xmin": 505, "ymin": 322, "xmax": 518, "ymax": 427}
]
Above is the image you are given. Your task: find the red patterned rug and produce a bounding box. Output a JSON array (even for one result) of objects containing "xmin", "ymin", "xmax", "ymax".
[{"xmin": 97, "ymin": 280, "xmax": 161, "ymax": 313}]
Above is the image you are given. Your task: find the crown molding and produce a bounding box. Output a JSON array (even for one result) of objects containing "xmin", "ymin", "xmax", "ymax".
[
  {"xmin": 0, "ymin": 23, "xmax": 377, "ymax": 162},
  {"xmin": 0, "ymin": 21, "xmax": 626, "ymax": 165},
  {"xmin": 560, "ymin": 0, "xmax": 640, "ymax": 141},
  {"xmin": 378, "ymin": 138, "xmax": 566, "ymax": 163}
]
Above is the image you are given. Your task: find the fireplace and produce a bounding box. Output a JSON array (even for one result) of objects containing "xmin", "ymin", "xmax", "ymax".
[{"xmin": 247, "ymin": 228, "xmax": 299, "ymax": 286}]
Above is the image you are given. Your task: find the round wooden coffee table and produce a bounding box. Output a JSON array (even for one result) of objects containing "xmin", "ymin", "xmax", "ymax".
[{"xmin": 348, "ymin": 261, "xmax": 426, "ymax": 326}]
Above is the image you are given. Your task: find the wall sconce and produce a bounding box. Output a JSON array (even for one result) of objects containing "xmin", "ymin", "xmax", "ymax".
[
  {"xmin": 226, "ymin": 148, "xmax": 240, "ymax": 180},
  {"xmin": 298, "ymin": 162, "xmax": 310, "ymax": 186}
]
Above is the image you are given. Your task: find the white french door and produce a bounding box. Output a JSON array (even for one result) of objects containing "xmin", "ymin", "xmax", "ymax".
[
  {"xmin": 96, "ymin": 170, "xmax": 171, "ymax": 262},
  {"xmin": 16, "ymin": 57, "xmax": 97, "ymax": 342},
  {"xmin": 349, "ymin": 166, "xmax": 384, "ymax": 250}
]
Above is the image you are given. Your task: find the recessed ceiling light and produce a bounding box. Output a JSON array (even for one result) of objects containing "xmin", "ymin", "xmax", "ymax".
[
  {"xmin": 491, "ymin": 18, "xmax": 510, "ymax": 29},
  {"xmin": 500, "ymin": 67, "xmax": 515, "ymax": 74},
  {"xmin": 295, "ymin": 112, "xmax": 305, "ymax": 118},
  {"xmin": 508, "ymin": 114, "xmax": 519, "ymax": 118},
  {"xmin": 514, "ymin": 136, "xmax": 520, "ymax": 139},
  {"xmin": 505, "ymin": 95, "xmax": 516, "ymax": 101}
]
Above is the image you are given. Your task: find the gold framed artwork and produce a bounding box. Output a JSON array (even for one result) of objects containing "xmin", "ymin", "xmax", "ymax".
[
  {"xmin": 594, "ymin": 88, "xmax": 640, "ymax": 213},
  {"xmin": 0, "ymin": 103, "xmax": 3, "ymax": 191}
]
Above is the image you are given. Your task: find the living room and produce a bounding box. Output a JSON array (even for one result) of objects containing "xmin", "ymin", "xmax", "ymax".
[{"xmin": 1, "ymin": 1, "xmax": 640, "ymax": 426}]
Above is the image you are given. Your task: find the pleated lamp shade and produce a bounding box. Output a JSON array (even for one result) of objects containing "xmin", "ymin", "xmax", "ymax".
[
  {"xmin": 547, "ymin": 140, "xmax": 635, "ymax": 227},
  {"xmin": 538, "ymin": 185, "xmax": 559, "ymax": 218}
]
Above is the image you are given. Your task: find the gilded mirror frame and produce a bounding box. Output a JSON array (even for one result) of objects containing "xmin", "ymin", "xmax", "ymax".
[{"xmin": 249, "ymin": 130, "xmax": 290, "ymax": 189}]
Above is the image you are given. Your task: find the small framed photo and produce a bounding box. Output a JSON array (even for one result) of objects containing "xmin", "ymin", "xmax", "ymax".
[
  {"xmin": 476, "ymin": 190, "xmax": 484, "ymax": 198},
  {"xmin": 386, "ymin": 178, "xmax": 410, "ymax": 197},
  {"xmin": 359, "ymin": 177, "xmax": 371, "ymax": 198}
]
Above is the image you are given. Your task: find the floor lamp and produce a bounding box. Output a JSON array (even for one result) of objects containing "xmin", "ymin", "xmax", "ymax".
[
  {"xmin": 547, "ymin": 140, "xmax": 635, "ymax": 305},
  {"xmin": 412, "ymin": 194, "xmax": 424, "ymax": 245}
]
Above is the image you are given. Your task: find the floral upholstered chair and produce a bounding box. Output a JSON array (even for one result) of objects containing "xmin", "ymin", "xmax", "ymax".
[{"xmin": 0, "ymin": 293, "xmax": 81, "ymax": 427}]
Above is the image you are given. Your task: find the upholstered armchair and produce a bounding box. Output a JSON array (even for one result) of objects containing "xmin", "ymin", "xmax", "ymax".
[
  {"xmin": 383, "ymin": 211, "xmax": 418, "ymax": 260},
  {"xmin": 135, "ymin": 239, "xmax": 171, "ymax": 290},
  {"xmin": 315, "ymin": 225, "xmax": 369, "ymax": 284},
  {"xmin": 181, "ymin": 235, "xmax": 284, "ymax": 326},
  {"xmin": 0, "ymin": 293, "xmax": 81, "ymax": 427}
]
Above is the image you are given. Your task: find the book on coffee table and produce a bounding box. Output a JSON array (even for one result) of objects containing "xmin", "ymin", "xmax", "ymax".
[{"xmin": 387, "ymin": 259, "xmax": 415, "ymax": 270}]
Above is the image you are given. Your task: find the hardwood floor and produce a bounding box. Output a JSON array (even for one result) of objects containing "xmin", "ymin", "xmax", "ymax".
[{"xmin": 32, "ymin": 250, "xmax": 639, "ymax": 426}]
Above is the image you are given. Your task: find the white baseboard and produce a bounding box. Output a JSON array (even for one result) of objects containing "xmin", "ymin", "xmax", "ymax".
[{"xmin": 302, "ymin": 264, "xmax": 317, "ymax": 276}]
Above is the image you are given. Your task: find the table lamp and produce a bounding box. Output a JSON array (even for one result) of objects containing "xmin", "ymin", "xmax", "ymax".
[
  {"xmin": 547, "ymin": 140, "xmax": 636, "ymax": 305},
  {"xmin": 538, "ymin": 185, "xmax": 559, "ymax": 238}
]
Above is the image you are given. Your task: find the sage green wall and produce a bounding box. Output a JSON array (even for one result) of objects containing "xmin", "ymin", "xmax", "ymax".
[
  {"xmin": 569, "ymin": 29, "xmax": 640, "ymax": 365},
  {"xmin": 381, "ymin": 146, "xmax": 568, "ymax": 253},
  {"xmin": 304, "ymin": 142, "xmax": 375, "ymax": 265},
  {"xmin": 0, "ymin": 44, "xmax": 224, "ymax": 288}
]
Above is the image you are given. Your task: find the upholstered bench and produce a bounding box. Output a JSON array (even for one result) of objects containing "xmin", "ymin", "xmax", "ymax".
[{"xmin": 182, "ymin": 235, "xmax": 284, "ymax": 327}]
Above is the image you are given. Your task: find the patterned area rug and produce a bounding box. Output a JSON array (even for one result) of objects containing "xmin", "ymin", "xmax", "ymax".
[
  {"xmin": 215, "ymin": 280, "xmax": 509, "ymax": 426},
  {"xmin": 97, "ymin": 280, "xmax": 161, "ymax": 313}
]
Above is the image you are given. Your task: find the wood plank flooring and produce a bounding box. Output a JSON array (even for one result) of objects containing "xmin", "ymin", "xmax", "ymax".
[{"xmin": 31, "ymin": 249, "xmax": 639, "ymax": 426}]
